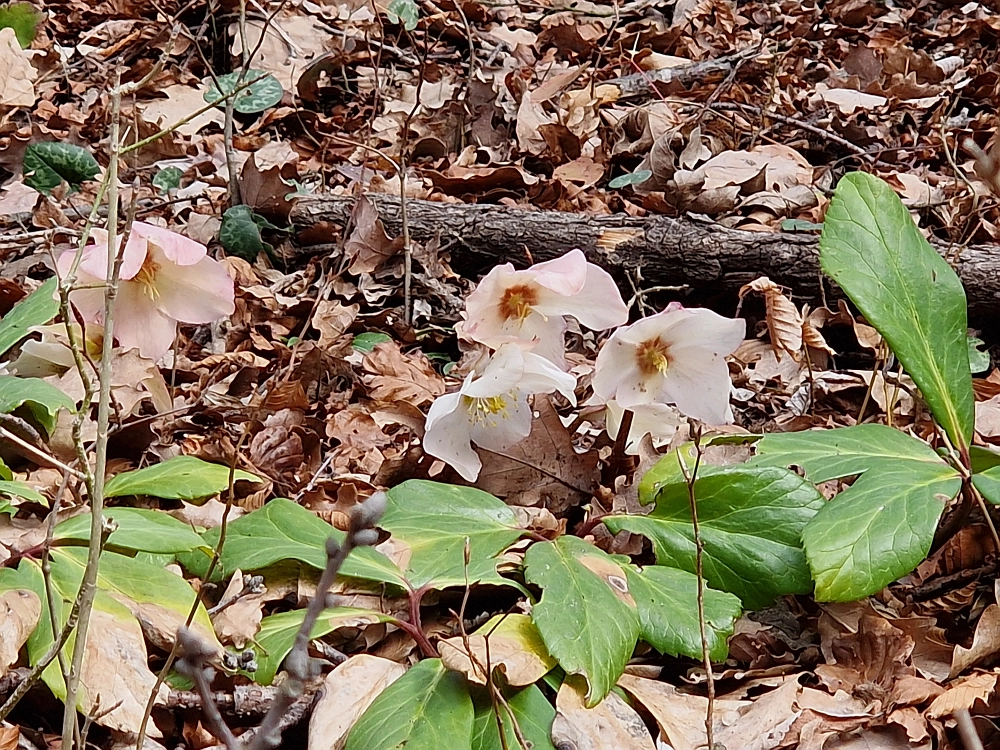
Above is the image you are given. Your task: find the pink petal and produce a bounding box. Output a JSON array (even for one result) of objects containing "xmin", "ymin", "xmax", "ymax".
[
  {"xmin": 661, "ymin": 309, "xmax": 746, "ymax": 355},
  {"xmin": 660, "ymin": 353, "xmax": 735, "ymax": 424},
  {"xmin": 535, "ymin": 261, "xmax": 627, "ymax": 331},
  {"xmin": 461, "ymin": 264, "xmax": 518, "ymax": 345},
  {"xmin": 131, "ymin": 222, "xmax": 207, "ymax": 266},
  {"xmin": 150, "ymin": 253, "xmax": 235, "ymax": 324},
  {"xmin": 528, "ymin": 249, "xmax": 588, "ymax": 297},
  {"xmin": 111, "ymin": 281, "xmax": 178, "ymax": 361}
]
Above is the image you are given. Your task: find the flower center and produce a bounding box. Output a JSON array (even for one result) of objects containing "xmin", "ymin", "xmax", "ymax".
[
  {"xmin": 464, "ymin": 393, "xmax": 512, "ymax": 427},
  {"xmin": 133, "ymin": 252, "xmax": 161, "ymax": 301},
  {"xmin": 497, "ymin": 284, "xmax": 539, "ymax": 323},
  {"xmin": 636, "ymin": 337, "xmax": 671, "ymax": 376}
]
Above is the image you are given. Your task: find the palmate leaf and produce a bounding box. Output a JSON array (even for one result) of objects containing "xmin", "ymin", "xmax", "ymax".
[
  {"xmin": 752, "ymin": 424, "xmax": 961, "ymax": 601},
  {"xmin": 820, "ymin": 172, "xmax": 974, "ymax": 452},
  {"xmin": 605, "ymin": 465, "xmax": 824, "ymax": 609}
]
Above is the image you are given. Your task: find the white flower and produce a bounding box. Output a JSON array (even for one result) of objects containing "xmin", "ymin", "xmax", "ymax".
[
  {"xmin": 606, "ymin": 399, "xmax": 681, "ymax": 455},
  {"xmin": 423, "ymin": 344, "xmax": 577, "ymax": 481},
  {"xmin": 461, "ymin": 249, "xmax": 627, "ymax": 366},
  {"xmin": 58, "ymin": 221, "xmax": 235, "ymax": 362},
  {"xmin": 592, "ymin": 306, "xmax": 745, "ymax": 425}
]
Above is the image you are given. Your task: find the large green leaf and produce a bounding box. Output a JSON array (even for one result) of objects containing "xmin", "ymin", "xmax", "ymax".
[
  {"xmin": 523, "ymin": 535, "xmax": 639, "ymax": 707},
  {"xmin": 253, "ymin": 607, "xmax": 395, "ymax": 685},
  {"xmin": 0, "ymin": 479, "xmax": 45, "ymax": 505},
  {"xmin": 0, "ymin": 2, "xmax": 41, "ymax": 48},
  {"xmin": 23, "ymin": 142, "xmax": 101, "ymax": 194},
  {"xmin": 605, "ymin": 465, "xmax": 824, "ymax": 609},
  {"xmin": 820, "ymin": 172, "xmax": 973, "ymax": 451},
  {"xmin": 626, "ymin": 565, "xmax": 741, "ymax": 662},
  {"xmin": 0, "ymin": 278, "xmax": 58, "ymax": 357},
  {"xmin": 972, "ymin": 465, "xmax": 1000, "ymax": 506},
  {"xmin": 753, "ymin": 424, "xmax": 961, "ymax": 601},
  {"xmin": 383, "ymin": 480, "xmax": 525, "ymax": 591},
  {"xmin": 472, "ymin": 684, "xmax": 556, "ymax": 750},
  {"xmin": 54, "ymin": 507, "xmax": 206, "ymax": 553},
  {"xmin": 345, "ymin": 659, "xmax": 474, "ymax": 750},
  {"xmin": 104, "ymin": 455, "xmax": 260, "ymax": 501},
  {"xmin": 0, "ymin": 374, "xmax": 75, "ymax": 432},
  {"xmin": 211, "ymin": 498, "xmax": 404, "ymax": 587}
]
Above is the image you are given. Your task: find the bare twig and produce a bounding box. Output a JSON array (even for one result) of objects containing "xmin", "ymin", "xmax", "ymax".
[
  {"xmin": 177, "ymin": 630, "xmax": 240, "ymax": 750},
  {"xmin": 676, "ymin": 426, "xmax": 715, "ymax": 750},
  {"xmin": 955, "ymin": 709, "xmax": 985, "ymax": 750},
  {"xmin": 0, "ymin": 425, "xmax": 84, "ymax": 479}
]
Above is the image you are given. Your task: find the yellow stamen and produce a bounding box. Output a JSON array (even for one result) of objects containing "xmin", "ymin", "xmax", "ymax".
[
  {"xmin": 636, "ymin": 337, "xmax": 671, "ymax": 376},
  {"xmin": 498, "ymin": 284, "xmax": 539, "ymax": 323},
  {"xmin": 133, "ymin": 252, "xmax": 161, "ymax": 301},
  {"xmin": 464, "ymin": 393, "xmax": 513, "ymax": 427}
]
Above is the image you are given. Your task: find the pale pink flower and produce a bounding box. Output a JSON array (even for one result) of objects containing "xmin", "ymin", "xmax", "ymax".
[
  {"xmin": 605, "ymin": 399, "xmax": 681, "ymax": 455},
  {"xmin": 461, "ymin": 249, "xmax": 627, "ymax": 366},
  {"xmin": 423, "ymin": 344, "xmax": 577, "ymax": 481},
  {"xmin": 58, "ymin": 222, "xmax": 235, "ymax": 361},
  {"xmin": 592, "ymin": 307, "xmax": 745, "ymax": 425}
]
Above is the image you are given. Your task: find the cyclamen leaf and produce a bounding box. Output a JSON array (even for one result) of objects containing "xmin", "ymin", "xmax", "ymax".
[
  {"xmin": 0, "ymin": 277, "xmax": 58, "ymax": 356},
  {"xmin": 104, "ymin": 456, "xmax": 260, "ymax": 501},
  {"xmin": 386, "ymin": 0, "xmax": 419, "ymax": 30},
  {"xmin": 219, "ymin": 204, "xmax": 266, "ymax": 260},
  {"xmin": 524, "ymin": 535, "xmax": 639, "ymax": 707},
  {"xmin": 605, "ymin": 465, "xmax": 824, "ymax": 609},
  {"xmin": 753, "ymin": 424, "xmax": 961, "ymax": 601},
  {"xmin": 23, "ymin": 142, "xmax": 100, "ymax": 194},
  {"xmin": 345, "ymin": 659, "xmax": 474, "ymax": 750},
  {"xmin": 609, "ymin": 169, "xmax": 652, "ymax": 189},
  {"xmin": 820, "ymin": 172, "xmax": 974, "ymax": 451},
  {"xmin": 203, "ymin": 70, "xmax": 283, "ymax": 114},
  {"xmin": 152, "ymin": 166, "xmax": 182, "ymax": 193}
]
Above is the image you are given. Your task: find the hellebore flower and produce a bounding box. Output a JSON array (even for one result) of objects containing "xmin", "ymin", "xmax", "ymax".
[
  {"xmin": 461, "ymin": 249, "xmax": 628, "ymax": 366},
  {"xmin": 605, "ymin": 398, "xmax": 680, "ymax": 455},
  {"xmin": 423, "ymin": 343, "xmax": 577, "ymax": 481},
  {"xmin": 58, "ymin": 222, "xmax": 235, "ymax": 361},
  {"xmin": 592, "ymin": 306, "xmax": 745, "ymax": 425}
]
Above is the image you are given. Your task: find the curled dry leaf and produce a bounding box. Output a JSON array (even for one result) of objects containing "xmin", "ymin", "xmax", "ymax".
[
  {"xmin": 362, "ymin": 341, "xmax": 445, "ymax": 407},
  {"xmin": 552, "ymin": 676, "xmax": 655, "ymax": 750},
  {"xmin": 926, "ymin": 671, "xmax": 999, "ymax": 719},
  {"xmin": 345, "ymin": 196, "xmax": 403, "ymax": 275},
  {"xmin": 740, "ymin": 276, "xmax": 803, "ymax": 361},
  {"xmin": 307, "ymin": 654, "xmax": 407, "ymax": 750},
  {"xmin": 0, "ymin": 589, "xmax": 40, "ymax": 677}
]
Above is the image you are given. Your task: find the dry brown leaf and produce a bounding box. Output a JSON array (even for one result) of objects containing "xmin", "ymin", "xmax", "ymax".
[
  {"xmin": 950, "ymin": 603, "xmax": 1000, "ymax": 677},
  {"xmin": 740, "ymin": 277, "xmax": 803, "ymax": 361},
  {"xmin": 139, "ymin": 84, "xmax": 224, "ymax": 137},
  {"xmin": 307, "ymin": 655, "xmax": 407, "ymax": 750},
  {"xmin": 362, "ymin": 341, "xmax": 445, "ymax": 407},
  {"xmin": 345, "ymin": 196, "xmax": 403, "ymax": 275},
  {"xmin": 552, "ymin": 676, "xmax": 655, "ymax": 750},
  {"xmin": 240, "ymin": 141, "xmax": 300, "ymax": 218},
  {"xmin": 311, "ymin": 300, "xmax": 359, "ymax": 351},
  {"xmin": 0, "ymin": 589, "xmax": 40, "ymax": 677},
  {"xmin": 438, "ymin": 614, "xmax": 557, "ymax": 686},
  {"xmin": 476, "ymin": 395, "xmax": 598, "ymax": 513},
  {"xmin": 0, "ymin": 28, "xmax": 35, "ymax": 108},
  {"xmin": 0, "ymin": 725, "xmax": 17, "ymax": 750},
  {"xmin": 926, "ymin": 671, "xmax": 999, "ymax": 718}
]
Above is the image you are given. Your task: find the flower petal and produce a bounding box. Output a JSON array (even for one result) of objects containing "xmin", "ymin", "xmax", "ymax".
[
  {"xmin": 660, "ymin": 353, "xmax": 735, "ymax": 424},
  {"xmin": 131, "ymin": 222, "xmax": 207, "ymax": 266},
  {"xmin": 660, "ymin": 308, "xmax": 746, "ymax": 354},
  {"xmin": 528, "ymin": 249, "xmax": 588, "ymax": 297},
  {"xmin": 461, "ymin": 263, "xmax": 518, "ymax": 345},
  {"xmin": 535, "ymin": 261, "xmax": 627, "ymax": 331},
  {"xmin": 468, "ymin": 390, "xmax": 533, "ymax": 451},
  {"xmin": 112, "ymin": 282, "xmax": 178, "ymax": 361},
  {"xmin": 150, "ymin": 252, "xmax": 236, "ymax": 324},
  {"xmin": 592, "ymin": 333, "xmax": 646, "ymax": 403},
  {"xmin": 463, "ymin": 344, "xmax": 525, "ymax": 399},
  {"xmin": 606, "ymin": 399, "xmax": 680, "ymax": 455},
  {"xmin": 423, "ymin": 392, "xmax": 482, "ymax": 481},
  {"xmin": 520, "ymin": 351, "xmax": 577, "ymax": 405}
]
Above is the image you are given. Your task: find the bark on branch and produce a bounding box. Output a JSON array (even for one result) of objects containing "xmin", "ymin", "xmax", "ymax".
[{"xmin": 289, "ymin": 193, "xmax": 1000, "ymax": 317}]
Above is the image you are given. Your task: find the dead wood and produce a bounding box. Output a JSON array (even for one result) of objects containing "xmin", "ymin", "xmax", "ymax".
[{"xmin": 289, "ymin": 193, "xmax": 1000, "ymax": 317}]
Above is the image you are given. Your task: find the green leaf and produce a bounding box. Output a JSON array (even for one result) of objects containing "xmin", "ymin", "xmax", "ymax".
[
  {"xmin": 213, "ymin": 498, "xmax": 404, "ymax": 587},
  {"xmin": 626, "ymin": 565, "xmax": 741, "ymax": 662},
  {"xmin": 753, "ymin": 424, "xmax": 961, "ymax": 601},
  {"xmin": 605, "ymin": 465, "xmax": 824, "ymax": 609},
  {"xmin": 608, "ymin": 169, "xmax": 652, "ymax": 189},
  {"xmin": 820, "ymin": 172, "xmax": 974, "ymax": 451},
  {"xmin": 23, "ymin": 142, "xmax": 101, "ymax": 194},
  {"xmin": 346, "ymin": 659, "xmax": 474, "ymax": 750},
  {"xmin": 0, "ymin": 480, "xmax": 45, "ymax": 505},
  {"xmin": 972, "ymin": 465, "xmax": 1000, "ymax": 506},
  {"xmin": 472, "ymin": 684, "xmax": 556, "ymax": 750},
  {"xmin": 383, "ymin": 480, "xmax": 525, "ymax": 591},
  {"xmin": 220, "ymin": 204, "xmax": 266, "ymax": 260},
  {"xmin": 971, "ymin": 446, "xmax": 1000, "ymax": 474},
  {"xmin": 54, "ymin": 507, "xmax": 206, "ymax": 553},
  {"xmin": 523, "ymin": 536, "xmax": 639, "ymax": 707},
  {"xmin": 781, "ymin": 218, "xmax": 824, "ymax": 232},
  {"xmin": 204, "ymin": 70, "xmax": 284, "ymax": 114},
  {"xmin": 969, "ymin": 336, "xmax": 990, "ymax": 374},
  {"xmin": 386, "ymin": 0, "xmax": 419, "ymax": 30},
  {"xmin": 0, "ymin": 456, "xmax": 9, "ymax": 480},
  {"xmin": 0, "ymin": 375, "xmax": 75, "ymax": 433},
  {"xmin": 352, "ymin": 332, "xmax": 392, "ymax": 352},
  {"xmin": 104, "ymin": 456, "xmax": 260, "ymax": 501},
  {"xmin": 0, "ymin": 278, "xmax": 58, "ymax": 357},
  {"xmin": 152, "ymin": 166, "xmax": 183, "ymax": 193},
  {"xmin": 0, "ymin": 2, "xmax": 41, "ymax": 48},
  {"xmin": 253, "ymin": 607, "xmax": 395, "ymax": 685}
]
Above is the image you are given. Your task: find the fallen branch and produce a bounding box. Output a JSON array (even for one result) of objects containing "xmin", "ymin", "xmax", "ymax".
[{"xmin": 289, "ymin": 193, "xmax": 1000, "ymax": 317}]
